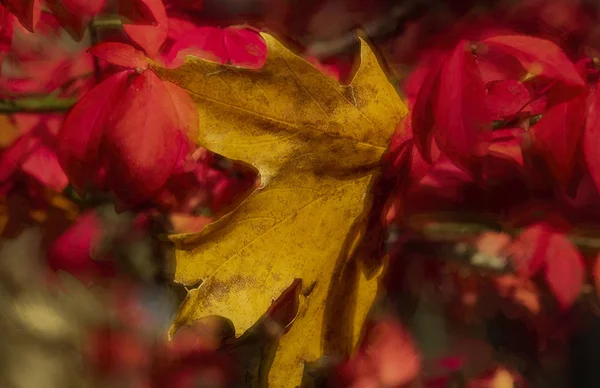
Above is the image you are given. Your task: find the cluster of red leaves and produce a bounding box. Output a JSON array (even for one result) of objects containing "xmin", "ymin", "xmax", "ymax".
[
  {"xmin": 56, "ymin": 38, "xmax": 263, "ymax": 211},
  {"xmin": 0, "ymin": 0, "xmax": 267, "ymax": 213},
  {"xmin": 385, "ymin": 0, "xmax": 600, "ymax": 312}
]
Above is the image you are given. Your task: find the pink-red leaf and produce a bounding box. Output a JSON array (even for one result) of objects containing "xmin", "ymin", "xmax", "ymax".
[
  {"xmin": 407, "ymin": 49, "xmax": 448, "ymax": 164},
  {"xmin": 508, "ymin": 223, "xmax": 584, "ymax": 309},
  {"xmin": 165, "ymin": 26, "xmax": 267, "ymax": 69},
  {"xmin": 162, "ymin": 80, "xmax": 198, "ymax": 142},
  {"xmin": 165, "ymin": 25, "xmax": 226, "ymax": 67},
  {"xmin": 48, "ymin": 211, "xmax": 114, "ymax": 283},
  {"xmin": 482, "ymin": 35, "xmax": 585, "ymax": 100},
  {"xmin": 531, "ymin": 92, "xmax": 587, "ymax": 185},
  {"xmin": 411, "ymin": 69, "xmax": 442, "ymax": 164},
  {"xmin": 434, "ymin": 40, "xmax": 492, "ymax": 167},
  {"xmin": 21, "ymin": 143, "xmax": 68, "ymax": 191},
  {"xmin": 119, "ymin": 0, "xmax": 168, "ymax": 58},
  {"xmin": 3, "ymin": 0, "xmax": 40, "ymax": 32},
  {"xmin": 338, "ymin": 318, "xmax": 421, "ymax": 387},
  {"xmin": 509, "ymin": 224, "xmax": 552, "ymax": 277},
  {"xmin": 45, "ymin": 0, "xmax": 105, "ymax": 40},
  {"xmin": 387, "ymin": 116, "xmax": 437, "ymax": 184},
  {"xmin": 103, "ymin": 70, "xmax": 183, "ymax": 205},
  {"xmin": 486, "ymin": 80, "xmax": 531, "ymax": 120},
  {"xmin": 57, "ymin": 70, "xmax": 132, "ymax": 193},
  {"xmin": 476, "ymin": 46, "xmax": 525, "ymax": 85},
  {"xmin": 544, "ymin": 232, "xmax": 585, "ymax": 310},
  {"xmin": 89, "ymin": 42, "xmax": 148, "ymax": 70},
  {"xmin": 222, "ymin": 27, "xmax": 267, "ymax": 69}
]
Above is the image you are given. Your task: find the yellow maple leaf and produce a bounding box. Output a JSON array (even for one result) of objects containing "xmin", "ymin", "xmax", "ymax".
[{"xmin": 154, "ymin": 33, "xmax": 407, "ymax": 387}]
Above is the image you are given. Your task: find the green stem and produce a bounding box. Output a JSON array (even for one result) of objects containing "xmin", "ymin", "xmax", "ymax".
[{"xmin": 0, "ymin": 96, "xmax": 77, "ymax": 113}]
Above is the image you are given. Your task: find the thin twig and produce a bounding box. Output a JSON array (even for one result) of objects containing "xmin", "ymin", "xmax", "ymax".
[
  {"xmin": 90, "ymin": 16, "xmax": 123, "ymax": 30},
  {"xmin": 307, "ymin": 0, "xmax": 434, "ymax": 58},
  {"xmin": 418, "ymin": 220, "xmax": 600, "ymax": 254},
  {"xmin": 0, "ymin": 97, "xmax": 77, "ymax": 113}
]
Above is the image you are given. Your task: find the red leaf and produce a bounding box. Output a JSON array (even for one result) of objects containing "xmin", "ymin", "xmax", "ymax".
[
  {"xmin": 162, "ymin": 80, "xmax": 199, "ymax": 142},
  {"xmin": 3, "ymin": 0, "xmax": 40, "ymax": 32},
  {"xmin": 164, "ymin": 26, "xmax": 266, "ymax": 69},
  {"xmin": 89, "ymin": 42, "xmax": 148, "ymax": 70},
  {"xmin": 119, "ymin": 0, "xmax": 168, "ymax": 57},
  {"xmin": 165, "ymin": 25, "xmax": 226, "ymax": 67},
  {"xmin": 48, "ymin": 211, "xmax": 114, "ymax": 283},
  {"xmin": 58, "ymin": 70, "xmax": 132, "ymax": 193},
  {"xmin": 409, "ymin": 53, "xmax": 447, "ymax": 164},
  {"xmin": 164, "ymin": 15, "xmax": 197, "ymax": 42},
  {"xmin": 222, "ymin": 27, "xmax": 267, "ymax": 69},
  {"xmin": 60, "ymin": 0, "xmax": 105, "ymax": 15},
  {"xmin": 476, "ymin": 46, "xmax": 525, "ymax": 85},
  {"xmin": 388, "ymin": 116, "xmax": 437, "ymax": 184},
  {"xmin": 402, "ymin": 48, "xmax": 447, "ymax": 103},
  {"xmin": 486, "ymin": 80, "xmax": 531, "ymax": 120},
  {"xmin": 103, "ymin": 70, "xmax": 184, "ymax": 205},
  {"xmin": 509, "ymin": 224, "xmax": 552, "ymax": 277},
  {"xmin": 508, "ymin": 223, "xmax": 583, "ymax": 309},
  {"xmin": 433, "ymin": 40, "xmax": 492, "ymax": 167},
  {"xmin": 530, "ymin": 92, "xmax": 587, "ymax": 185},
  {"xmin": 544, "ymin": 232, "xmax": 584, "ymax": 310},
  {"xmin": 339, "ymin": 318, "xmax": 421, "ymax": 387},
  {"xmin": 482, "ymin": 35, "xmax": 585, "ymax": 100},
  {"xmin": 21, "ymin": 143, "xmax": 68, "ymax": 191},
  {"xmin": 584, "ymin": 85, "xmax": 600, "ymax": 193},
  {"xmin": 45, "ymin": 0, "xmax": 105, "ymax": 40}
]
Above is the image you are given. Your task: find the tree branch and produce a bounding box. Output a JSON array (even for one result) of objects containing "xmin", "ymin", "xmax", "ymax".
[
  {"xmin": 89, "ymin": 16, "xmax": 123, "ymax": 30},
  {"xmin": 0, "ymin": 96, "xmax": 77, "ymax": 113},
  {"xmin": 419, "ymin": 220, "xmax": 600, "ymax": 253}
]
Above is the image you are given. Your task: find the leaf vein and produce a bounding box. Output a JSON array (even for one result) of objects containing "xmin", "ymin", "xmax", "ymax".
[
  {"xmin": 182, "ymin": 85, "xmax": 386, "ymax": 151},
  {"xmin": 194, "ymin": 179, "xmax": 366, "ymax": 295}
]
